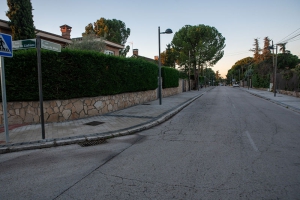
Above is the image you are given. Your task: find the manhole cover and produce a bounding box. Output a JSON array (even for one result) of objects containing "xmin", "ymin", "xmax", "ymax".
[
  {"xmin": 84, "ymin": 121, "xmax": 104, "ymax": 126},
  {"xmin": 78, "ymin": 139, "xmax": 107, "ymax": 147}
]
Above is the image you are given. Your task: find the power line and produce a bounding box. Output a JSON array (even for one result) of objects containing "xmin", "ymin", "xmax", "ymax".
[
  {"xmin": 280, "ymin": 33, "xmax": 300, "ymax": 44},
  {"xmin": 278, "ymin": 27, "xmax": 300, "ymax": 43},
  {"xmin": 288, "ymin": 37, "xmax": 300, "ymax": 43}
]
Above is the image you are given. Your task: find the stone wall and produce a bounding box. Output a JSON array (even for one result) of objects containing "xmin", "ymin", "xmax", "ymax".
[
  {"xmin": 0, "ymin": 90, "xmax": 157, "ymax": 125},
  {"xmin": 253, "ymin": 87, "xmax": 300, "ymax": 98},
  {"xmin": 0, "ymin": 79, "xmax": 191, "ymax": 125},
  {"xmin": 162, "ymin": 87, "xmax": 179, "ymax": 97},
  {"xmin": 278, "ymin": 90, "xmax": 300, "ymax": 98}
]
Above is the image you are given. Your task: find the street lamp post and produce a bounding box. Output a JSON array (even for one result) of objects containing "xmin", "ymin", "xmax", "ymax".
[
  {"xmin": 158, "ymin": 26, "xmax": 172, "ymax": 105},
  {"xmin": 188, "ymin": 50, "xmax": 191, "ymax": 91}
]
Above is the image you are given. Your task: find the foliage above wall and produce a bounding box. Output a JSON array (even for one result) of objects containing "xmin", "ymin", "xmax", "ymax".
[{"xmin": 2, "ymin": 49, "xmax": 159, "ymax": 101}]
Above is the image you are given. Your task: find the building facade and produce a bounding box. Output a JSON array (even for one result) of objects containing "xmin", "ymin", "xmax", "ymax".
[{"xmin": 0, "ymin": 19, "xmax": 124, "ymax": 55}]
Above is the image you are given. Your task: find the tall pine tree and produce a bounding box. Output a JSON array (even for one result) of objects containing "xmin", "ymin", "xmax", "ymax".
[
  {"xmin": 6, "ymin": 0, "xmax": 35, "ymax": 40},
  {"xmin": 262, "ymin": 37, "xmax": 271, "ymax": 60},
  {"xmin": 250, "ymin": 38, "xmax": 261, "ymax": 63}
]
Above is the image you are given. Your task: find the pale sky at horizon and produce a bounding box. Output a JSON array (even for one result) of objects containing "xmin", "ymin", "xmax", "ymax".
[{"xmin": 1, "ymin": 0, "xmax": 299, "ymax": 77}]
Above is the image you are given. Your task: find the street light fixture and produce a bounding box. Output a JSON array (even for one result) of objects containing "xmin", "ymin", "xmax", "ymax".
[{"xmin": 158, "ymin": 26, "xmax": 173, "ymax": 105}]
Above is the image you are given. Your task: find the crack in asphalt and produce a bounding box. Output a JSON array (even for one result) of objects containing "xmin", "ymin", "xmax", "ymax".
[
  {"xmin": 52, "ymin": 135, "xmax": 145, "ymax": 200},
  {"xmin": 98, "ymin": 171, "xmax": 201, "ymax": 191}
]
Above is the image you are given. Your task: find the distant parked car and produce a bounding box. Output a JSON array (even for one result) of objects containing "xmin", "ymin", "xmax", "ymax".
[{"xmin": 233, "ymin": 82, "xmax": 239, "ymax": 87}]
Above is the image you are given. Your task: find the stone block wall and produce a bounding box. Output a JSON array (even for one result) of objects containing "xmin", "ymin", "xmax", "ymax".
[
  {"xmin": 0, "ymin": 79, "xmax": 191, "ymax": 125},
  {"xmin": 278, "ymin": 90, "xmax": 300, "ymax": 98},
  {"xmin": 162, "ymin": 87, "xmax": 179, "ymax": 97},
  {"xmin": 0, "ymin": 90, "xmax": 157, "ymax": 125}
]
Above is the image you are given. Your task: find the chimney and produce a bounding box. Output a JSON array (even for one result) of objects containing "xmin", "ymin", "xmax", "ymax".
[
  {"xmin": 133, "ymin": 49, "xmax": 138, "ymax": 56},
  {"xmin": 154, "ymin": 56, "xmax": 158, "ymax": 60},
  {"xmin": 60, "ymin": 24, "xmax": 72, "ymax": 39}
]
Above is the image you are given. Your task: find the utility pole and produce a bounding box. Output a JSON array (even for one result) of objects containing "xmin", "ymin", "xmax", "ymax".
[
  {"xmin": 274, "ymin": 44, "xmax": 278, "ymax": 97},
  {"xmin": 239, "ymin": 69, "xmax": 240, "ymax": 84},
  {"xmin": 272, "ymin": 40, "xmax": 275, "ymax": 95},
  {"xmin": 188, "ymin": 50, "xmax": 191, "ymax": 91}
]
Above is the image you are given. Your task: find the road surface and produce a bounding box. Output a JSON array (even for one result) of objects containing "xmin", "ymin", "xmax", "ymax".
[{"xmin": 1, "ymin": 86, "xmax": 299, "ymax": 199}]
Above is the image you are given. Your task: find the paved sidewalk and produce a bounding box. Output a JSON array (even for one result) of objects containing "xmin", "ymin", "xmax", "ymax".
[
  {"xmin": 0, "ymin": 88, "xmax": 212, "ymax": 153},
  {"xmin": 240, "ymin": 87, "xmax": 300, "ymax": 113},
  {"xmin": 1, "ymin": 86, "xmax": 299, "ymax": 153}
]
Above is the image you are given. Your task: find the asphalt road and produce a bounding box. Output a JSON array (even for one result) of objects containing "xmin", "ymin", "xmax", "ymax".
[{"xmin": 1, "ymin": 86, "xmax": 300, "ymax": 199}]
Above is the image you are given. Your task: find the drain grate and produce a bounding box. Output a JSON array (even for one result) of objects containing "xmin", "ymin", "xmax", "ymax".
[
  {"xmin": 78, "ymin": 139, "xmax": 107, "ymax": 147},
  {"xmin": 84, "ymin": 121, "xmax": 105, "ymax": 126},
  {"xmin": 142, "ymin": 103, "xmax": 151, "ymax": 105}
]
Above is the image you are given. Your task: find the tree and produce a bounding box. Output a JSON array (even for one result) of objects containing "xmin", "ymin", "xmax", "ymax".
[
  {"xmin": 83, "ymin": 17, "xmax": 131, "ymax": 57},
  {"xmin": 165, "ymin": 44, "xmax": 177, "ymax": 68},
  {"xmin": 276, "ymin": 53, "xmax": 299, "ymax": 70},
  {"xmin": 160, "ymin": 44, "xmax": 177, "ymax": 68},
  {"xmin": 6, "ymin": 0, "xmax": 35, "ymax": 40},
  {"xmin": 262, "ymin": 37, "xmax": 271, "ymax": 60},
  {"xmin": 278, "ymin": 43, "xmax": 287, "ymax": 53},
  {"xmin": 171, "ymin": 24, "xmax": 225, "ymax": 89},
  {"xmin": 250, "ymin": 38, "xmax": 261, "ymax": 62},
  {"xmin": 66, "ymin": 34, "xmax": 105, "ymax": 52},
  {"xmin": 83, "ymin": 23, "xmax": 95, "ymax": 36}
]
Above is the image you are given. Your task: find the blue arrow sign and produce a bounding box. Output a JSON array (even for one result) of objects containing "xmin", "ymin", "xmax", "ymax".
[{"xmin": 0, "ymin": 33, "xmax": 13, "ymax": 57}]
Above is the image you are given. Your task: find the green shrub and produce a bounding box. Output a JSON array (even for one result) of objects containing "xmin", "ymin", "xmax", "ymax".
[
  {"xmin": 252, "ymin": 73, "xmax": 270, "ymax": 88},
  {"xmin": 2, "ymin": 49, "xmax": 158, "ymax": 101},
  {"xmin": 179, "ymin": 71, "xmax": 188, "ymax": 79},
  {"xmin": 161, "ymin": 67, "xmax": 179, "ymax": 88}
]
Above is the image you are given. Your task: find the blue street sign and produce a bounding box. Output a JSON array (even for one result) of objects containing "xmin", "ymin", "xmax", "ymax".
[{"xmin": 0, "ymin": 33, "xmax": 13, "ymax": 57}]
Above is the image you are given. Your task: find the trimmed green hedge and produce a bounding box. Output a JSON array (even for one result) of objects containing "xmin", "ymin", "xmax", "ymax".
[
  {"xmin": 161, "ymin": 67, "xmax": 179, "ymax": 88},
  {"xmin": 252, "ymin": 73, "xmax": 270, "ymax": 88},
  {"xmin": 2, "ymin": 49, "xmax": 158, "ymax": 101}
]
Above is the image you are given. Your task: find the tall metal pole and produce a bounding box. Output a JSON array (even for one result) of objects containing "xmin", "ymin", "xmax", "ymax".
[
  {"xmin": 197, "ymin": 65, "xmax": 199, "ymax": 91},
  {"xmin": 239, "ymin": 69, "xmax": 240, "ymax": 83},
  {"xmin": 247, "ymin": 69, "xmax": 249, "ymax": 90},
  {"xmin": 158, "ymin": 27, "xmax": 162, "ymax": 105},
  {"xmin": 205, "ymin": 66, "xmax": 207, "ymax": 88},
  {"xmin": 0, "ymin": 56, "xmax": 9, "ymax": 143},
  {"xmin": 37, "ymin": 36, "xmax": 45, "ymax": 138},
  {"xmin": 274, "ymin": 45, "xmax": 277, "ymax": 97},
  {"xmin": 188, "ymin": 50, "xmax": 191, "ymax": 91},
  {"xmin": 271, "ymin": 40, "xmax": 275, "ymax": 95}
]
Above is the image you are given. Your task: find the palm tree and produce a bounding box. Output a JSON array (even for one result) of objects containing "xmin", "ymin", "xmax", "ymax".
[{"xmin": 278, "ymin": 43, "xmax": 287, "ymax": 53}]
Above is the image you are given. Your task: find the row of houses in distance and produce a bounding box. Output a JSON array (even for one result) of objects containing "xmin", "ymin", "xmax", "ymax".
[
  {"xmin": 0, "ymin": 19, "xmax": 123, "ymax": 56},
  {"xmin": 0, "ymin": 19, "xmax": 161, "ymax": 63}
]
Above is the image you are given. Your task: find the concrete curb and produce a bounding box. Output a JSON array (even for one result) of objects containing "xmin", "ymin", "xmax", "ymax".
[
  {"xmin": 0, "ymin": 91, "xmax": 205, "ymax": 154},
  {"xmin": 242, "ymin": 89, "xmax": 300, "ymax": 114}
]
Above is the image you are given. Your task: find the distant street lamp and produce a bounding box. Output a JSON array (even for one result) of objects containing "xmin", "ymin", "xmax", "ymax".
[{"xmin": 158, "ymin": 27, "xmax": 173, "ymax": 105}]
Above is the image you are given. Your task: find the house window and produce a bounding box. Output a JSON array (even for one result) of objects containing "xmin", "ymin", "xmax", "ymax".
[{"xmin": 104, "ymin": 50, "xmax": 115, "ymax": 55}]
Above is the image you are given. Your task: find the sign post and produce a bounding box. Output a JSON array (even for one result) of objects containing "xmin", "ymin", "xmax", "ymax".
[
  {"xmin": 36, "ymin": 37, "xmax": 61, "ymax": 139},
  {"xmin": 0, "ymin": 33, "xmax": 13, "ymax": 143},
  {"xmin": 36, "ymin": 36, "xmax": 46, "ymax": 139}
]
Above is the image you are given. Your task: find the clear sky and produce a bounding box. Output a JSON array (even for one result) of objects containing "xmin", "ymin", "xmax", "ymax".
[{"xmin": 1, "ymin": 0, "xmax": 299, "ymax": 77}]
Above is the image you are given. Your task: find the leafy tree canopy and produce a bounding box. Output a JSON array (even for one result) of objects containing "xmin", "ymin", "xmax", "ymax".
[
  {"xmin": 276, "ymin": 53, "xmax": 299, "ymax": 70},
  {"xmin": 6, "ymin": 0, "xmax": 35, "ymax": 40},
  {"xmin": 66, "ymin": 34, "xmax": 105, "ymax": 52},
  {"xmin": 83, "ymin": 17, "xmax": 131, "ymax": 56},
  {"xmin": 231, "ymin": 57, "xmax": 253, "ymax": 70},
  {"xmin": 171, "ymin": 24, "xmax": 226, "ymax": 68},
  {"xmin": 160, "ymin": 44, "xmax": 177, "ymax": 68}
]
